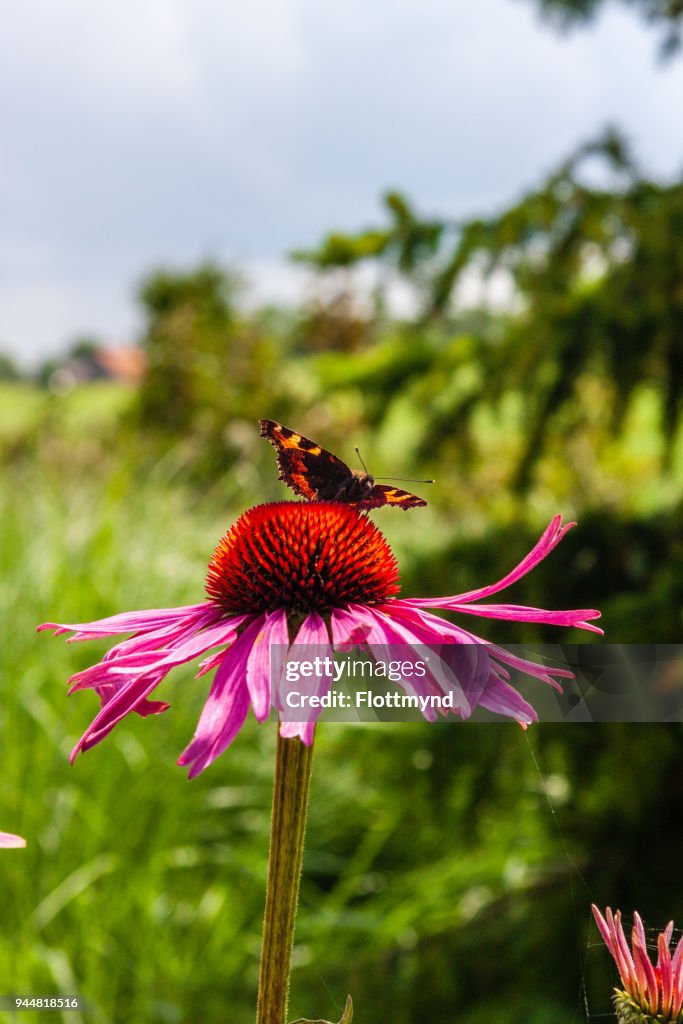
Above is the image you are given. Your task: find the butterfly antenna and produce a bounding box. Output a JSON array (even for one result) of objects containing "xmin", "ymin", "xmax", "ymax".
[
  {"xmin": 354, "ymin": 446, "xmax": 371, "ymax": 475},
  {"xmin": 374, "ymin": 476, "xmax": 435, "ymax": 484},
  {"xmin": 355, "ymin": 446, "xmax": 434, "ymax": 484}
]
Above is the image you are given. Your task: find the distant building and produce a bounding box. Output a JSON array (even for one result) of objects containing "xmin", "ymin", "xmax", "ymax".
[
  {"xmin": 49, "ymin": 344, "xmax": 146, "ymax": 393},
  {"xmin": 93, "ymin": 345, "xmax": 146, "ymax": 384}
]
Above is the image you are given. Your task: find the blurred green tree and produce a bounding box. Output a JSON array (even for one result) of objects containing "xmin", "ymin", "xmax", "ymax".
[
  {"xmin": 520, "ymin": 0, "xmax": 683, "ymax": 56},
  {"xmin": 133, "ymin": 264, "xmax": 293, "ymax": 474},
  {"xmin": 136, "ymin": 264, "xmax": 240, "ymax": 432},
  {"xmin": 296, "ymin": 131, "xmax": 683, "ymax": 490},
  {"xmin": 0, "ymin": 352, "xmax": 21, "ymax": 381},
  {"xmin": 426, "ymin": 130, "xmax": 683, "ymax": 487},
  {"xmin": 292, "ymin": 190, "xmax": 446, "ymax": 332}
]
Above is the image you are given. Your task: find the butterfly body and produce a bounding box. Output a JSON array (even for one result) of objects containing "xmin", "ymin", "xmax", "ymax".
[{"xmin": 259, "ymin": 419, "xmax": 427, "ymax": 510}]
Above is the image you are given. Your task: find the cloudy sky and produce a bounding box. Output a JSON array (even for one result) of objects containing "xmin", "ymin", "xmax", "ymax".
[{"xmin": 2, "ymin": 0, "xmax": 682, "ymax": 366}]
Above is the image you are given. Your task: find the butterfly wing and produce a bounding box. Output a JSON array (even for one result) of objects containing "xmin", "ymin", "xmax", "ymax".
[
  {"xmin": 357, "ymin": 484, "xmax": 428, "ymax": 510},
  {"xmin": 259, "ymin": 419, "xmax": 353, "ymax": 500}
]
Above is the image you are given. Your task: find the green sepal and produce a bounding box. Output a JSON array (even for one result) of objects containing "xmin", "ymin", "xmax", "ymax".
[
  {"xmin": 614, "ymin": 989, "xmax": 682, "ymax": 1024},
  {"xmin": 290, "ymin": 994, "xmax": 353, "ymax": 1024}
]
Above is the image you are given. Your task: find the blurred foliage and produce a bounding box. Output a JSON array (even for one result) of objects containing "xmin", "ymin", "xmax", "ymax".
[
  {"xmin": 293, "ymin": 191, "xmax": 445, "ymax": 326},
  {"xmin": 296, "ymin": 130, "xmax": 683, "ymax": 490},
  {"xmin": 292, "ymin": 289, "xmax": 375, "ymax": 354},
  {"xmin": 132, "ymin": 265, "xmax": 298, "ymax": 480},
  {"xmin": 292, "ymin": 191, "xmax": 445, "ymax": 280},
  {"xmin": 520, "ymin": 0, "xmax": 683, "ymax": 56},
  {"xmin": 0, "ymin": 352, "xmax": 21, "ymax": 381},
  {"xmin": 136, "ymin": 265, "xmax": 240, "ymax": 433},
  {"xmin": 434, "ymin": 130, "xmax": 683, "ymax": 488}
]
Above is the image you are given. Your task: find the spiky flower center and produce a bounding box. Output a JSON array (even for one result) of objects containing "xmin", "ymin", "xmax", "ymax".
[{"xmin": 206, "ymin": 501, "xmax": 400, "ymax": 614}]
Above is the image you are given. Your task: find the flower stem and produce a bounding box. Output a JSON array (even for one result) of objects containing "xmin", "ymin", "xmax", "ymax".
[{"xmin": 256, "ymin": 732, "xmax": 315, "ymax": 1024}]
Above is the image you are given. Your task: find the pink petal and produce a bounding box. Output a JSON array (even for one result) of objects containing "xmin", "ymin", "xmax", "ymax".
[
  {"xmin": 384, "ymin": 601, "xmax": 476, "ymax": 643},
  {"xmin": 604, "ymin": 908, "xmax": 638, "ymax": 992},
  {"xmin": 38, "ymin": 603, "xmax": 216, "ymax": 640},
  {"xmin": 91, "ymin": 677, "xmax": 170, "ymax": 718},
  {"xmin": 416, "ymin": 600, "xmax": 603, "ymax": 634},
  {"xmin": 673, "ymin": 939, "xmax": 683, "ymax": 1014},
  {"xmin": 0, "ymin": 831, "xmax": 26, "ymax": 848},
  {"xmin": 478, "ymin": 675, "xmax": 538, "ymax": 723},
  {"xmin": 364, "ymin": 607, "xmax": 474, "ymax": 719},
  {"xmin": 481, "ymin": 645, "xmax": 570, "ymax": 692},
  {"xmin": 67, "ymin": 617, "xmax": 250, "ymax": 694},
  {"xmin": 632, "ymin": 913, "xmax": 658, "ymax": 1007},
  {"xmin": 659, "ymin": 932, "xmax": 674, "ymax": 1018},
  {"xmin": 71, "ymin": 670, "xmax": 170, "ymax": 759},
  {"xmin": 278, "ymin": 612, "xmax": 332, "ymax": 745},
  {"xmin": 177, "ymin": 620, "xmax": 265, "ymax": 777},
  {"xmin": 246, "ymin": 611, "xmax": 289, "ymax": 722},
  {"xmin": 101, "ymin": 608, "xmax": 221, "ymax": 662},
  {"xmin": 394, "ymin": 601, "xmax": 570, "ymax": 692},
  {"xmin": 68, "ymin": 652, "xmax": 167, "ymax": 692},
  {"xmin": 131, "ymin": 698, "xmax": 171, "ymax": 717},
  {"xmin": 278, "ymin": 717, "xmax": 317, "ymax": 745},
  {"xmin": 592, "ymin": 905, "xmax": 618, "ymax": 958},
  {"xmin": 69, "ymin": 617, "xmax": 253, "ymax": 760},
  {"xmin": 333, "ymin": 603, "xmax": 470, "ymax": 716},
  {"xmin": 331, "ymin": 603, "xmax": 397, "ymax": 645},
  {"xmin": 409, "ymin": 516, "xmax": 575, "ymax": 605}
]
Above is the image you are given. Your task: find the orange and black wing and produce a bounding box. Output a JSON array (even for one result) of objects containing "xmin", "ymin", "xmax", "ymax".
[
  {"xmin": 358, "ymin": 484, "xmax": 427, "ymax": 510},
  {"xmin": 259, "ymin": 419, "xmax": 353, "ymax": 500}
]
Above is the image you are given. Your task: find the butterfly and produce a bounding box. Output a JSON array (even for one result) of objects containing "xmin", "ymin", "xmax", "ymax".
[{"xmin": 259, "ymin": 419, "xmax": 430, "ymax": 509}]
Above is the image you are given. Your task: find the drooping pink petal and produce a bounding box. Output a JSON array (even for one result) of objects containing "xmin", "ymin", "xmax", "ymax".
[
  {"xmin": 67, "ymin": 652, "xmax": 171, "ymax": 692},
  {"xmin": 67, "ymin": 616, "xmax": 251, "ymax": 694},
  {"xmin": 246, "ymin": 611, "xmax": 289, "ymax": 722},
  {"xmin": 393, "ymin": 601, "xmax": 570, "ymax": 692},
  {"xmin": 279, "ymin": 612, "xmax": 333, "ymax": 746},
  {"xmin": 432, "ymin": 601, "xmax": 603, "ymax": 634},
  {"xmin": 71, "ymin": 669, "xmax": 171, "ymax": 760},
  {"xmin": 482, "ymin": 644, "xmax": 570, "ymax": 692},
  {"xmin": 38, "ymin": 603, "xmax": 216, "ymax": 640},
  {"xmin": 409, "ymin": 516, "xmax": 575, "ymax": 605},
  {"xmin": 477, "ymin": 675, "xmax": 538, "ymax": 724},
  {"xmin": 0, "ymin": 831, "xmax": 26, "ymax": 848},
  {"xmin": 91, "ymin": 677, "xmax": 170, "ymax": 718},
  {"xmin": 177, "ymin": 615, "xmax": 268, "ymax": 777},
  {"xmin": 364, "ymin": 607, "xmax": 473, "ymax": 719},
  {"xmin": 69, "ymin": 616, "xmax": 255, "ymax": 760},
  {"xmin": 331, "ymin": 603, "xmax": 399, "ymax": 645},
  {"xmin": 332, "ymin": 606, "xmax": 438, "ymax": 717},
  {"xmin": 101, "ymin": 606, "xmax": 223, "ymax": 662},
  {"xmin": 334, "ymin": 600, "xmax": 571, "ymax": 723}
]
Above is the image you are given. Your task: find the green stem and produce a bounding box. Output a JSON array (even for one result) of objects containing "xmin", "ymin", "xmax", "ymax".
[{"xmin": 256, "ymin": 732, "xmax": 315, "ymax": 1024}]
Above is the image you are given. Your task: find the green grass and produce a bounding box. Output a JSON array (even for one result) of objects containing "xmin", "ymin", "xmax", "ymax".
[{"xmin": 1, "ymin": 464, "xmax": 272, "ymax": 1022}]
